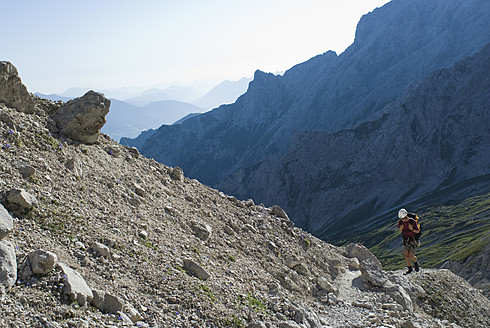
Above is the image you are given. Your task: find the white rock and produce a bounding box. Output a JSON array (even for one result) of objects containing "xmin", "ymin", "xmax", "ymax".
[
  {"xmin": 0, "ymin": 241, "xmax": 17, "ymax": 290},
  {"xmin": 59, "ymin": 263, "xmax": 93, "ymax": 306},
  {"xmin": 0, "ymin": 204, "xmax": 13, "ymax": 240}
]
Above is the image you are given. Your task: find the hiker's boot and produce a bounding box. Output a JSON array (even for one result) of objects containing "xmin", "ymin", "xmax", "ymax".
[
  {"xmin": 404, "ymin": 266, "xmax": 413, "ymax": 275},
  {"xmin": 414, "ymin": 261, "xmax": 420, "ymax": 272}
]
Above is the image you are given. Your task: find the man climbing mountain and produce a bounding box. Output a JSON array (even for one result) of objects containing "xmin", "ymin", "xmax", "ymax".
[{"xmin": 397, "ymin": 208, "xmax": 420, "ymax": 275}]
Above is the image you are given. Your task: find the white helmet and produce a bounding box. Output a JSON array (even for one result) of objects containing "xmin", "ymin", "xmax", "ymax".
[{"xmin": 398, "ymin": 208, "xmax": 408, "ymax": 219}]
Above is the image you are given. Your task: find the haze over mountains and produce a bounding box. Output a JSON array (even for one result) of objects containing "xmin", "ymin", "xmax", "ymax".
[
  {"xmin": 35, "ymin": 77, "xmax": 251, "ymax": 141},
  {"xmin": 123, "ymin": 0, "xmax": 490, "ymax": 242}
]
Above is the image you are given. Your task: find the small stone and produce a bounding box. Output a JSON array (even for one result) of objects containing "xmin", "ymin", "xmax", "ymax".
[
  {"xmin": 139, "ymin": 230, "xmax": 148, "ymax": 239},
  {"xmin": 183, "ymin": 259, "xmax": 210, "ymax": 280},
  {"xmin": 20, "ymin": 165, "xmax": 36, "ymax": 178},
  {"xmin": 6, "ymin": 188, "xmax": 38, "ymax": 210},
  {"xmin": 134, "ymin": 183, "xmax": 145, "ymax": 197},
  {"xmin": 170, "ymin": 166, "xmax": 184, "ymax": 182},
  {"xmin": 92, "ymin": 242, "xmax": 110, "ymax": 258},
  {"xmin": 189, "ymin": 220, "xmax": 212, "ymax": 241},
  {"xmin": 29, "ymin": 250, "xmax": 58, "ymax": 275},
  {"xmin": 270, "ymin": 205, "xmax": 289, "ymax": 220}
]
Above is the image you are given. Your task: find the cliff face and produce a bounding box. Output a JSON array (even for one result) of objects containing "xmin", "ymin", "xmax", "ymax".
[
  {"xmin": 1, "ymin": 62, "xmax": 490, "ymax": 328},
  {"xmin": 219, "ymin": 43, "xmax": 490, "ymax": 236},
  {"xmin": 124, "ymin": 0, "xmax": 490, "ymax": 236}
]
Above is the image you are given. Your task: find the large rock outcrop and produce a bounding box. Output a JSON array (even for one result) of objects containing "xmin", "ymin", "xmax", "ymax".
[
  {"xmin": 0, "ymin": 61, "xmax": 34, "ymax": 113},
  {"xmin": 51, "ymin": 90, "xmax": 110, "ymax": 144}
]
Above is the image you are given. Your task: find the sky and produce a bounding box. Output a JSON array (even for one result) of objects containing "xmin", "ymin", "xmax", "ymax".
[{"xmin": 4, "ymin": 0, "xmax": 390, "ymax": 95}]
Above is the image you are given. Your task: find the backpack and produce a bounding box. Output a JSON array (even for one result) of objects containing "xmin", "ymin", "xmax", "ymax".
[{"xmin": 407, "ymin": 213, "xmax": 422, "ymax": 241}]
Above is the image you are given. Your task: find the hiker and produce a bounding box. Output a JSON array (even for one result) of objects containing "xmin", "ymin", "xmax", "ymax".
[{"xmin": 397, "ymin": 208, "xmax": 420, "ymax": 275}]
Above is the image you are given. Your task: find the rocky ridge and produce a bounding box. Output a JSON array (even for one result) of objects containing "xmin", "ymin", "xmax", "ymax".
[{"xmin": 1, "ymin": 62, "xmax": 489, "ymax": 327}]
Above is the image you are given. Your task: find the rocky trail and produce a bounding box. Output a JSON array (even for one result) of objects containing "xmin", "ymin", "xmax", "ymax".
[{"xmin": 0, "ymin": 61, "xmax": 489, "ymax": 327}]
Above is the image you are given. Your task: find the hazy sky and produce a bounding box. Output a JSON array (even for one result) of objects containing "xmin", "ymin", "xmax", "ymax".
[{"xmin": 4, "ymin": 0, "xmax": 390, "ymax": 94}]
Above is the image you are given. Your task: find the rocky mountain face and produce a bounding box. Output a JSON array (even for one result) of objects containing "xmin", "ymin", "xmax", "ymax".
[
  {"xmin": 221, "ymin": 43, "xmax": 490, "ymax": 237},
  {"xmin": 122, "ymin": 0, "xmax": 490, "ymax": 239},
  {"xmin": 1, "ymin": 62, "xmax": 489, "ymax": 327}
]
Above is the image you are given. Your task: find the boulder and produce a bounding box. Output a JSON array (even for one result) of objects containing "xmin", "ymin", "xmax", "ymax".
[
  {"xmin": 270, "ymin": 205, "xmax": 289, "ymax": 220},
  {"xmin": 346, "ymin": 243, "xmax": 383, "ymax": 269},
  {"xmin": 170, "ymin": 166, "xmax": 184, "ymax": 182},
  {"xmin": 183, "ymin": 258, "xmax": 210, "ymax": 280},
  {"xmin": 91, "ymin": 289, "xmax": 124, "ymax": 313},
  {"xmin": 51, "ymin": 90, "xmax": 110, "ymax": 144},
  {"xmin": 28, "ymin": 250, "xmax": 58, "ymax": 275},
  {"xmin": 359, "ymin": 259, "xmax": 388, "ymax": 287},
  {"xmin": 6, "ymin": 188, "xmax": 38, "ymax": 210},
  {"xmin": 0, "ymin": 61, "xmax": 34, "ymax": 113},
  {"xmin": 384, "ymin": 284, "xmax": 413, "ymax": 312},
  {"xmin": 59, "ymin": 263, "xmax": 93, "ymax": 306},
  {"xmin": 0, "ymin": 204, "xmax": 13, "ymax": 240},
  {"xmin": 0, "ymin": 240, "xmax": 17, "ymax": 290}
]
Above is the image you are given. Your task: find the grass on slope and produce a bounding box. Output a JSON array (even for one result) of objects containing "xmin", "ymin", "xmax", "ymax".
[{"xmin": 346, "ymin": 193, "xmax": 490, "ymax": 270}]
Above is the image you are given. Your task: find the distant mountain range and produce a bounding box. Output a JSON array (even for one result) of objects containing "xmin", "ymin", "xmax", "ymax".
[
  {"xmin": 35, "ymin": 77, "xmax": 251, "ymax": 141},
  {"xmin": 191, "ymin": 77, "xmax": 252, "ymax": 109},
  {"xmin": 122, "ymin": 0, "xmax": 490, "ymax": 241}
]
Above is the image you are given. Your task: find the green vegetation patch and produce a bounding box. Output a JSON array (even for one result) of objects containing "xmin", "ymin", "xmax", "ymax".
[{"xmin": 341, "ymin": 193, "xmax": 490, "ymax": 270}]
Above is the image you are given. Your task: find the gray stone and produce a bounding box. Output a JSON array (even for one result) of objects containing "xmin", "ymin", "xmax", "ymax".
[
  {"xmin": 128, "ymin": 147, "xmax": 140, "ymax": 158},
  {"xmin": 189, "ymin": 220, "xmax": 212, "ymax": 241},
  {"xmin": 267, "ymin": 241, "xmax": 279, "ymax": 255},
  {"xmin": 316, "ymin": 276, "xmax": 338, "ymax": 296},
  {"xmin": 0, "ymin": 204, "xmax": 13, "ymax": 240},
  {"xmin": 382, "ymin": 303, "xmax": 404, "ymax": 312},
  {"xmin": 293, "ymin": 307, "xmax": 322, "ymax": 328},
  {"xmin": 170, "ymin": 166, "xmax": 184, "ymax": 182},
  {"xmin": 92, "ymin": 242, "xmax": 110, "ymax": 258},
  {"xmin": 6, "ymin": 188, "xmax": 38, "ymax": 210},
  {"xmin": 20, "ymin": 165, "xmax": 36, "ymax": 178},
  {"xmin": 59, "ymin": 263, "xmax": 93, "ymax": 306},
  {"xmin": 139, "ymin": 229, "xmax": 148, "ymax": 239},
  {"xmin": 29, "ymin": 250, "xmax": 58, "ymax": 275},
  {"xmin": 247, "ymin": 323, "xmax": 267, "ymax": 328},
  {"xmin": 65, "ymin": 158, "xmax": 83, "ymax": 177},
  {"xmin": 278, "ymin": 321, "xmax": 302, "ymax": 328},
  {"xmin": 224, "ymin": 225, "xmax": 235, "ymax": 235},
  {"xmin": 359, "ymin": 259, "xmax": 388, "ymax": 287},
  {"xmin": 270, "ymin": 205, "xmax": 289, "ymax": 220},
  {"xmin": 384, "ymin": 285, "xmax": 413, "ymax": 312},
  {"xmin": 91, "ymin": 289, "xmax": 124, "ymax": 314},
  {"xmin": 124, "ymin": 303, "xmax": 143, "ymax": 323},
  {"xmin": 0, "ymin": 241, "xmax": 17, "ymax": 290},
  {"xmin": 183, "ymin": 258, "xmax": 210, "ymax": 280},
  {"xmin": 51, "ymin": 91, "xmax": 110, "ymax": 144},
  {"xmin": 346, "ymin": 243, "xmax": 383, "ymax": 269},
  {"xmin": 0, "ymin": 61, "xmax": 34, "ymax": 113},
  {"xmin": 133, "ymin": 183, "xmax": 146, "ymax": 197}
]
